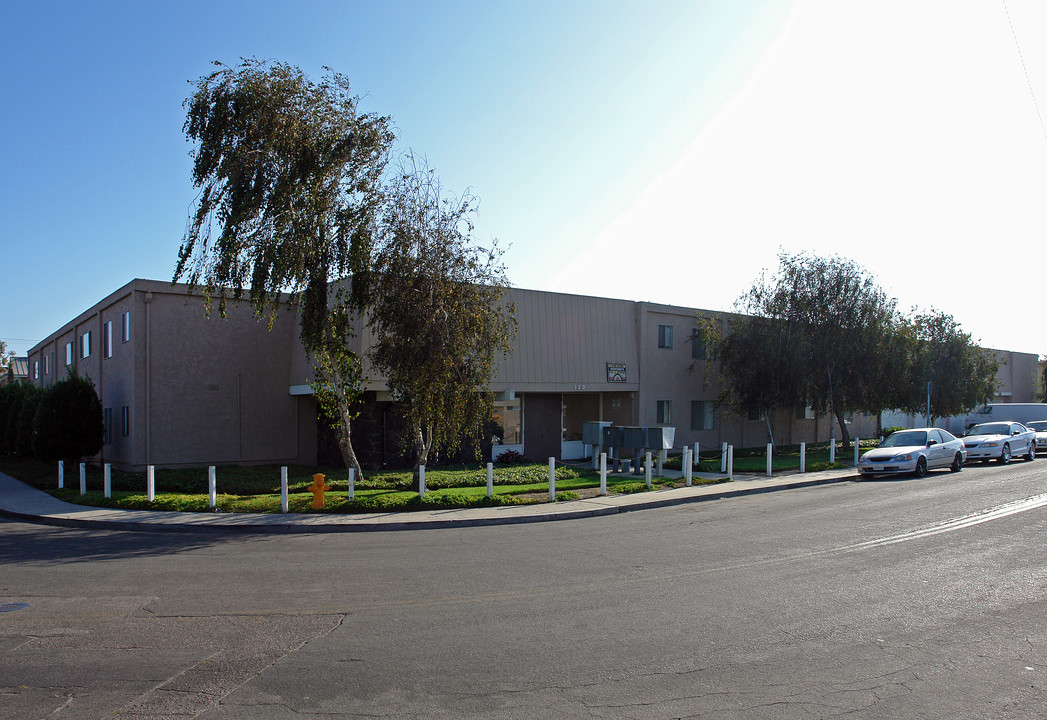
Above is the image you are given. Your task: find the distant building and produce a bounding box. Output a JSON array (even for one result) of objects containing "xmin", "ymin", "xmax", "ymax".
[
  {"xmin": 3, "ymin": 357, "xmax": 28, "ymax": 385},
  {"xmin": 26, "ymin": 279, "xmax": 1039, "ymax": 470}
]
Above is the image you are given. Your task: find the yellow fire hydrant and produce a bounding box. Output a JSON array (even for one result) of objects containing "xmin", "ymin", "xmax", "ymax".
[{"xmin": 309, "ymin": 473, "xmax": 331, "ymax": 509}]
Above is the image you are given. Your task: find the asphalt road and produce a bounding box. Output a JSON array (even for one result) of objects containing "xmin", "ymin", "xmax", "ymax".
[{"xmin": 3, "ymin": 459, "xmax": 1047, "ymax": 719}]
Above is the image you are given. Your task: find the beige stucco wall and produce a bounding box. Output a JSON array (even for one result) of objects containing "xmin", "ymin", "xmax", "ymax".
[
  {"xmin": 490, "ymin": 288, "xmax": 640, "ymax": 395},
  {"xmin": 29, "ymin": 280, "xmax": 313, "ymax": 471},
  {"xmin": 29, "ymin": 280, "xmax": 1032, "ymax": 469}
]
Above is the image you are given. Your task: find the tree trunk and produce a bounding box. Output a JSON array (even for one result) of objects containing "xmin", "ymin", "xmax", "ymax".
[
  {"xmin": 410, "ymin": 423, "xmax": 433, "ymax": 493},
  {"xmin": 331, "ymin": 364, "xmax": 364, "ymax": 482},
  {"xmin": 834, "ymin": 408, "xmax": 852, "ymax": 449},
  {"xmin": 764, "ymin": 412, "xmax": 775, "ymax": 446},
  {"xmin": 410, "ymin": 426, "xmax": 426, "ymax": 492}
]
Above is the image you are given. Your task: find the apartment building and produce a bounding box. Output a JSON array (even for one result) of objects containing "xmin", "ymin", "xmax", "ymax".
[{"xmin": 28, "ymin": 279, "xmax": 1036, "ymax": 470}]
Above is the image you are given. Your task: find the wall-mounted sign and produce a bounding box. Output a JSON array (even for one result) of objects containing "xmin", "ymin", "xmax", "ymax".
[{"xmin": 607, "ymin": 362, "xmax": 627, "ymax": 383}]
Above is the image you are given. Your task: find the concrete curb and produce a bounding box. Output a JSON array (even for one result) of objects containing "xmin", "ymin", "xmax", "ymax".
[{"xmin": 0, "ymin": 470, "xmax": 860, "ymax": 534}]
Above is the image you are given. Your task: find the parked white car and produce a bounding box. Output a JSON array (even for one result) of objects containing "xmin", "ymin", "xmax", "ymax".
[
  {"xmin": 1027, "ymin": 420, "xmax": 1047, "ymax": 453},
  {"xmin": 962, "ymin": 421, "xmax": 1037, "ymax": 464},
  {"xmin": 858, "ymin": 428, "xmax": 967, "ymax": 478}
]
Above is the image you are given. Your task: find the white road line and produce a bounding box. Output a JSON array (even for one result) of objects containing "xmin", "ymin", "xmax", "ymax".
[{"xmin": 841, "ymin": 492, "xmax": 1047, "ymax": 552}]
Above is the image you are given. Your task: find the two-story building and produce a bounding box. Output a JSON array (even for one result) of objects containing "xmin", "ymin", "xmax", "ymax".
[{"xmin": 26, "ymin": 279, "xmax": 1037, "ymax": 471}]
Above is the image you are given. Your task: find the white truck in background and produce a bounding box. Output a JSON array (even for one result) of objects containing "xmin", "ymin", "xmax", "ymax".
[{"xmin": 964, "ymin": 403, "xmax": 1047, "ymax": 430}]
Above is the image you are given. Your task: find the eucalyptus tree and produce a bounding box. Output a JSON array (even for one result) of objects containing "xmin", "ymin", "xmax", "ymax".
[
  {"xmin": 701, "ymin": 311, "xmax": 805, "ymax": 445},
  {"xmin": 361, "ymin": 154, "xmax": 515, "ymax": 487},
  {"xmin": 723, "ymin": 252, "xmax": 897, "ymax": 447},
  {"xmin": 175, "ymin": 59, "xmax": 394, "ymax": 479},
  {"xmin": 897, "ymin": 309, "xmax": 999, "ymax": 422}
]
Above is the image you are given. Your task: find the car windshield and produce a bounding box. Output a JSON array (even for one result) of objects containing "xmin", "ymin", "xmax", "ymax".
[
  {"xmin": 881, "ymin": 430, "xmax": 927, "ymax": 448},
  {"xmin": 966, "ymin": 423, "xmax": 1010, "ymax": 436},
  {"xmin": 1028, "ymin": 421, "xmax": 1047, "ymax": 431}
]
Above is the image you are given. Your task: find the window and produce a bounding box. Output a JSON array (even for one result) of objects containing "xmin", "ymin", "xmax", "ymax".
[
  {"xmin": 65, "ymin": 342, "xmax": 73, "ymax": 366},
  {"xmin": 747, "ymin": 407, "xmax": 763, "ymax": 421},
  {"xmin": 103, "ymin": 408, "xmax": 112, "ymax": 445},
  {"xmin": 33, "ymin": 360, "xmax": 39, "ymax": 380},
  {"xmin": 691, "ymin": 330, "xmax": 706, "ymax": 359},
  {"xmin": 121, "ymin": 406, "xmax": 130, "ymax": 437},
  {"xmin": 121, "ymin": 311, "xmax": 130, "ymax": 343},
  {"xmin": 104, "ymin": 320, "xmax": 113, "ymax": 358},
  {"xmin": 80, "ymin": 331, "xmax": 92, "ymax": 359},
  {"xmin": 691, "ymin": 400, "xmax": 718, "ymax": 431},
  {"xmin": 656, "ymin": 400, "xmax": 672, "ymax": 425},
  {"xmin": 492, "ymin": 399, "xmax": 522, "ymax": 445},
  {"xmin": 43, "ymin": 353, "xmax": 49, "ymax": 376},
  {"xmin": 795, "ymin": 404, "xmax": 815, "ymax": 420},
  {"xmin": 658, "ymin": 324, "xmax": 674, "ymax": 349}
]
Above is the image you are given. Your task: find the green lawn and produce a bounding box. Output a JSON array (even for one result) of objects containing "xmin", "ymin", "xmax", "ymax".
[
  {"xmin": 1, "ymin": 440, "xmax": 866, "ymax": 515},
  {"xmin": 0, "ymin": 456, "xmax": 722, "ymax": 514}
]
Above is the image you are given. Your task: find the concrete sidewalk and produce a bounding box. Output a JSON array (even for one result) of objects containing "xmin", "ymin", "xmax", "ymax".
[{"xmin": 0, "ymin": 467, "xmax": 859, "ymax": 534}]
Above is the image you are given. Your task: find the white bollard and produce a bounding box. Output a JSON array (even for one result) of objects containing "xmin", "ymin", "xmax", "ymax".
[
  {"xmin": 693, "ymin": 442, "xmax": 700, "ymax": 468},
  {"xmin": 684, "ymin": 446, "xmax": 693, "ymax": 487},
  {"xmin": 854, "ymin": 438, "xmax": 860, "ymax": 466},
  {"xmin": 800, "ymin": 442, "xmax": 806, "ymax": 473},
  {"xmin": 600, "ymin": 452, "xmax": 607, "ymax": 495},
  {"xmin": 548, "ymin": 457, "xmax": 556, "ymax": 501},
  {"xmin": 721, "ymin": 442, "xmax": 728, "ymax": 473},
  {"xmin": 348, "ymin": 467, "xmax": 356, "ymax": 500},
  {"xmin": 656, "ymin": 449, "xmax": 665, "ymax": 478},
  {"xmin": 419, "ymin": 465, "xmax": 426, "ymax": 498},
  {"xmin": 727, "ymin": 445, "xmax": 734, "ymax": 480},
  {"xmin": 58, "ymin": 460, "xmax": 64, "ymax": 489},
  {"xmin": 766, "ymin": 443, "xmax": 773, "ymax": 477},
  {"xmin": 147, "ymin": 466, "xmax": 155, "ymax": 502},
  {"xmin": 645, "ymin": 451, "xmax": 652, "ymax": 489},
  {"xmin": 281, "ymin": 466, "xmax": 289, "ymax": 513},
  {"xmin": 208, "ymin": 466, "xmax": 217, "ymax": 508},
  {"xmin": 104, "ymin": 463, "xmax": 111, "ymax": 498},
  {"xmin": 80, "ymin": 463, "xmax": 86, "ymax": 496},
  {"xmin": 486, "ymin": 462, "xmax": 493, "ymax": 498}
]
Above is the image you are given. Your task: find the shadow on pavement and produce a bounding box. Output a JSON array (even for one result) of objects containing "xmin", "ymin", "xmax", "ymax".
[{"xmin": 0, "ymin": 517, "xmax": 239, "ymax": 565}]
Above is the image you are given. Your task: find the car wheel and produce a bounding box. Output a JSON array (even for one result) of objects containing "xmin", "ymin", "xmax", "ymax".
[
  {"xmin": 999, "ymin": 444, "xmax": 1011, "ymax": 464},
  {"xmin": 914, "ymin": 456, "xmax": 928, "ymax": 478},
  {"xmin": 1027, "ymin": 443, "xmax": 1036, "ymax": 462},
  {"xmin": 950, "ymin": 453, "xmax": 963, "ymax": 472}
]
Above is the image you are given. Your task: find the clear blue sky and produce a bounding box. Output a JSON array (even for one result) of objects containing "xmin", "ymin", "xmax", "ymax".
[{"xmin": 4, "ymin": 1, "xmax": 1046, "ymax": 359}]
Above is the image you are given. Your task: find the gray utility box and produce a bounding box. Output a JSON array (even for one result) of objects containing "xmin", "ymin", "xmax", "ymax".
[
  {"xmin": 622, "ymin": 426, "xmax": 647, "ymax": 450},
  {"xmin": 601, "ymin": 425, "xmax": 625, "ymax": 450},
  {"xmin": 582, "ymin": 421, "xmax": 613, "ymax": 446},
  {"xmin": 645, "ymin": 426, "xmax": 676, "ymax": 450}
]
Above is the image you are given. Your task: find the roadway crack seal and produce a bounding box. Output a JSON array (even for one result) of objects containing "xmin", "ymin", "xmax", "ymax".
[{"xmin": 111, "ymin": 613, "xmax": 345, "ymax": 719}]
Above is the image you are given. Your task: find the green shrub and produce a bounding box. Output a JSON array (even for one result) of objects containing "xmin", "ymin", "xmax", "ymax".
[
  {"xmin": 1, "ymin": 383, "xmax": 30, "ymax": 454},
  {"xmin": 15, "ymin": 386, "xmax": 43, "ymax": 457},
  {"xmin": 32, "ymin": 371, "xmax": 103, "ymax": 463}
]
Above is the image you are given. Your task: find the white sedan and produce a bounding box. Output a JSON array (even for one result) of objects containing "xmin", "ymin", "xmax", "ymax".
[
  {"xmin": 1026, "ymin": 420, "xmax": 1047, "ymax": 453},
  {"xmin": 963, "ymin": 421, "xmax": 1037, "ymax": 464},
  {"xmin": 858, "ymin": 428, "xmax": 967, "ymax": 478}
]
